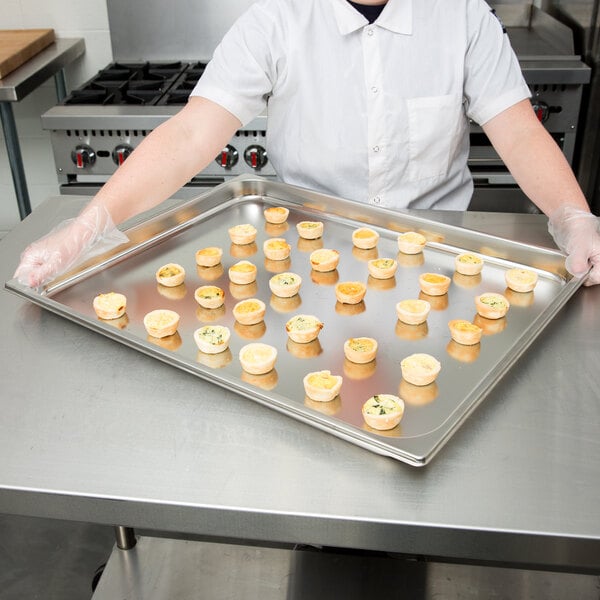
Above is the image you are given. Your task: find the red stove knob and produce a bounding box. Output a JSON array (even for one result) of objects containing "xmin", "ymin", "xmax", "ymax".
[
  {"xmin": 531, "ymin": 100, "xmax": 549, "ymax": 123},
  {"xmin": 216, "ymin": 144, "xmax": 239, "ymax": 169},
  {"xmin": 112, "ymin": 144, "xmax": 133, "ymax": 166},
  {"xmin": 71, "ymin": 145, "xmax": 96, "ymax": 169},
  {"xmin": 244, "ymin": 145, "xmax": 268, "ymax": 170}
]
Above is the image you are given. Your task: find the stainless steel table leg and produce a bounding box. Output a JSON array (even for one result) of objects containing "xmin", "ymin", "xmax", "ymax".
[
  {"xmin": 0, "ymin": 101, "xmax": 32, "ymax": 220},
  {"xmin": 114, "ymin": 526, "xmax": 137, "ymax": 550},
  {"xmin": 54, "ymin": 69, "xmax": 67, "ymax": 102}
]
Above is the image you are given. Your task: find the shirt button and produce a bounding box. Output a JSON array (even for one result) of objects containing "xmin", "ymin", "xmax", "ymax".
[
  {"xmin": 367, "ymin": 28, "xmax": 374, "ymax": 36},
  {"xmin": 371, "ymin": 86, "xmax": 378, "ymax": 94},
  {"xmin": 372, "ymin": 196, "xmax": 381, "ymax": 204},
  {"xmin": 372, "ymin": 146, "xmax": 380, "ymax": 153}
]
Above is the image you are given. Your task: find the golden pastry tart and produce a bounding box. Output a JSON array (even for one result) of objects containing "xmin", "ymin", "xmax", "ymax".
[
  {"xmin": 228, "ymin": 223, "xmax": 257, "ymax": 245},
  {"xmin": 269, "ymin": 272, "xmax": 302, "ymax": 297},
  {"xmin": 156, "ymin": 263, "xmax": 185, "ymax": 287},
  {"xmin": 194, "ymin": 285, "xmax": 225, "ymax": 309},
  {"xmin": 419, "ymin": 273, "xmax": 451, "ymax": 296},
  {"xmin": 335, "ymin": 281, "xmax": 367, "ymax": 305},
  {"xmin": 263, "ymin": 237, "xmax": 291, "ymax": 261},
  {"xmin": 193, "ymin": 325, "xmax": 231, "ymax": 354},
  {"xmin": 448, "ymin": 319, "xmax": 483, "ymax": 346},
  {"xmin": 367, "ymin": 258, "xmax": 398, "ymax": 279},
  {"xmin": 296, "ymin": 220, "xmax": 324, "ymax": 239},
  {"xmin": 352, "ymin": 227, "xmax": 379, "ymax": 249},
  {"xmin": 195, "ymin": 246, "xmax": 223, "ymax": 267},
  {"xmin": 232, "ymin": 298, "xmax": 266, "ymax": 325},
  {"xmin": 309, "ymin": 248, "xmax": 340, "ymax": 272},
  {"xmin": 303, "ymin": 370, "xmax": 343, "ymax": 402},
  {"xmin": 505, "ymin": 267, "xmax": 538, "ymax": 293},
  {"xmin": 285, "ymin": 314, "xmax": 324, "ymax": 343},
  {"xmin": 228, "ymin": 260, "xmax": 258, "ymax": 285},
  {"xmin": 239, "ymin": 343, "xmax": 278, "ymax": 375},
  {"xmin": 454, "ymin": 252, "xmax": 484, "ymax": 276},
  {"xmin": 362, "ymin": 394, "xmax": 405, "ymax": 431},
  {"xmin": 397, "ymin": 231, "xmax": 426, "ymax": 254},
  {"xmin": 143, "ymin": 309, "xmax": 180, "ymax": 339},
  {"xmin": 400, "ymin": 353, "xmax": 441, "ymax": 386},
  {"xmin": 475, "ymin": 292, "xmax": 510, "ymax": 319},
  {"xmin": 395, "ymin": 298, "xmax": 431, "ymax": 325},
  {"xmin": 93, "ymin": 292, "xmax": 127, "ymax": 320},
  {"xmin": 263, "ymin": 206, "xmax": 289, "ymax": 224},
  {"xmin": 343, "ymin": 337, "xmax": 378, "ymax": 364}
]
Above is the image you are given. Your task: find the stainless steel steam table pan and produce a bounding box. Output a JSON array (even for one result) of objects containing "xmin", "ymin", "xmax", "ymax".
[{"xmin": 6, "ymin": 176, "xmax": 582, "ymax": 466}]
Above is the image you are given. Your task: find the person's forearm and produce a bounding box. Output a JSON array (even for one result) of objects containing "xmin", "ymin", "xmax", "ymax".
[
  {"xmin": 84, "ymin": 97, "xmax": 241, "ymax": 225},
  {"xmin": 482, "ymin": 99, "xmax": 589, "ymax": 216}
]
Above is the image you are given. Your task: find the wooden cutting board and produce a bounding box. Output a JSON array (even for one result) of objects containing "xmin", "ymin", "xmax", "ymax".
[{"xmin": 0, "ymin": 28, "xmax": 55, "ymax": 78}]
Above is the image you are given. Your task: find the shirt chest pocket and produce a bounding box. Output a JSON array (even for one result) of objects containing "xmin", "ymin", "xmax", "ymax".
[{"xmin": 406, "ymin": 94, "xmax": 465, "ymax": 183}]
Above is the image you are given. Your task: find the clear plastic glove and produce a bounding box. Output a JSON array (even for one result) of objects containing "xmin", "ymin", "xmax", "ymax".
[
  {"xmin": 548, "ymin": 205, "xmax": 600, "ymax": 287},
  {"xmin": 14, "ymin": 205, "xmax": 129, "ymax": 288}
]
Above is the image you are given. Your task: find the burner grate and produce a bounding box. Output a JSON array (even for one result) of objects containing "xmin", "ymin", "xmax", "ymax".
[{"xmin": 60, "ymin": 61, "xmax": 207, "ymax": 106}]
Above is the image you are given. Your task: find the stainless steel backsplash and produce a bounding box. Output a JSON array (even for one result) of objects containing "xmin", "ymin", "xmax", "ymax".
[{"xmin": 107, "ymin": 0, "xmax": 257, "ymax": 61}]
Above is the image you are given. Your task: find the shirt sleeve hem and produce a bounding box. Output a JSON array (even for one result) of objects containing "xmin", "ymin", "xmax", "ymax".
[
  {"xmin": 471, "ymin": 85, "xmax": 532, "ymax": 126},
  {"xmin": 190, "ymin": 84, "xmax": 258, "ymax": 127}
]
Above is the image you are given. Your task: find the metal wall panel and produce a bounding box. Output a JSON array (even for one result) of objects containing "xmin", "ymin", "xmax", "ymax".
[{"xmin": 107, "ymin": 0, "xmax": 257, "ymax": 62}]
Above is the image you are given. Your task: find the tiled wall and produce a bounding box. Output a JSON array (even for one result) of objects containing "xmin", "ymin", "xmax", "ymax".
[{"xmin": 0, "ymin": 0, "xmax": 113, "ymax": 237}]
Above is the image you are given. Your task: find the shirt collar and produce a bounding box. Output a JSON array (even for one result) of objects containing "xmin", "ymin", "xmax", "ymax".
[{"xmin": 330, "ymin": 0, "xmax": 413, "ymax": 36}]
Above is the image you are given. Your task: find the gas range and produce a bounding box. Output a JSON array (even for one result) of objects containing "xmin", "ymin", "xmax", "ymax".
[{"xmin": 42, "ymin": 60, "xmax": 274, "ymax": 195}]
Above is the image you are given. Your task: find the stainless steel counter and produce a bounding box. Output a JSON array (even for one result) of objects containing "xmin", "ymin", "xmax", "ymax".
[
  {"xmin": 1, "ymin": 196, "xmax": 599, "ymax": 573},
  {"xmin": 0, "ymin": 38, "xmax": 85, "ymax": 219}
]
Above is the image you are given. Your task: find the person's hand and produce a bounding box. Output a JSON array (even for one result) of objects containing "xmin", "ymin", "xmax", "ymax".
[
  {"xmin": 548, "ymin": 206, "xmax": 600, "ymax": 286},
  {"xmin": 14, "ymin": 205, "xmax": 128, "ymax": 288}
]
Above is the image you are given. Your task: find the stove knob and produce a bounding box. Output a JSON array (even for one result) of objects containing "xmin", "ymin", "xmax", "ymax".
[
  {"xmin": 72, "ymin": 145, "xmax": 96, "ymax": 169},
  {"xmin": 216, "ymin": 145, "xmax": 239, "ymax": 169},
  {"xmin": 244, "ymin": 145, "xmax": 268, "ymax": 170},
  {"xmin": 112, "ymin": 144, "xmax": 133, "ymax": 166},
  {"xmin": 531, "ymin": 100, "xmax": 549, "ymax": 124}
]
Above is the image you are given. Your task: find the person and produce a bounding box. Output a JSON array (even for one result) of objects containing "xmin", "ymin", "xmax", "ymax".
[{"xmin": 14, "ymin": 0, "xmax": 600, "ymax": 287}]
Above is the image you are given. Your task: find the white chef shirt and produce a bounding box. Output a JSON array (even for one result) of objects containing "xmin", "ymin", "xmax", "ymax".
[{"xmin": 191, "ymin": 0, "xmax": 531, "ymax": 210}]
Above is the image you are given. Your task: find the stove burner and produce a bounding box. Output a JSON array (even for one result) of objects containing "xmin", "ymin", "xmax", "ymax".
[{"xmin": 60, "ymin": 61, "xmax": 208, "ymax": 106}]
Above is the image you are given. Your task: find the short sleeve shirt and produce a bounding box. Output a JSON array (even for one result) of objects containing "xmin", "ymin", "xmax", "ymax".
[{"xmin": 191, "ymin": 0, "xmax": 530, "ymax": 210}]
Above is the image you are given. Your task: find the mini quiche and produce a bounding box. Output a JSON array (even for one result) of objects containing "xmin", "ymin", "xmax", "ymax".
[
  {"xmin": 395, "ymin": 298, "xmax": 431, "ymax": 325},
  {"xmin": 228, "ymin": 223, "xmax": 257, "ymax": 245},
  {"xmin": 455, "ymin": 252, "xmax": 484, "ymax": 276},
  {"xmin": 352, "ymin": 227, "xmax": 379, "ymax": 250},
  {"xmin": 194, "ymin": 285, "xmax": 225, "ymax": 309},
  {"xmin": 335, "ymin": 281, "xmax": 367, "ymax": 305},
  {"xmin": 296, "ymin": 220, "xmax": 324, "ymax": 239},
  {"xmin": 193, "ymin": 325, "xmax": 231, "ymax": 354},
  {"xmin": 263, "ymin": 206, "xmax": 289, "ymax": 224},
  {"xmin": 232, "ymin": 298, "xmax": 266, "ymax": 325},
  {"xmin": 419, "ymin": 272, "xmax": 451, "ymax": 296},
  {"xmin": 448, "ymin": 319, "xmax": 483, "ymax": 346},
  {"xmin": 475, "ymin": 292, "xmax": 510, "ymax": 319},
  {"xmin": 269, "ymin": 272, "xmax": 302, "ymax": 297},
  {"xmin": 400, "ymin": 353, "xmax": 441, "ymax": 386},
  {"xmin": 303, "ymin": 370, "xmax": 343, "ymax": 402},
  {"xmin": 285, "ymin": 314, "xmax": 324, "ymax": 344},
  {"xmin": 263, "ymin": 237, "xmax": 291, "ymax": 261},
  {"xmin": 93, "ymin": 292, "xmax": 127, "ymax": 320},
  {"xmin": 397, "ymin": 231, "xmax": 427, "ymax": 254},
  {"xmin": 367, "ymin": 258, "xmax": 398, "ymax": 279},
  {"xmin": 143, "ymin": 309, "xmax": 180, "ymax": 339},
  {"xmin": 362, "ymin": 394, "xmax": 405, "ymax": 431},
  {"xmin": 228, "ymin": 260, "xmax": 258, "ymax": 285},
  {"xmin": 343, "ymin": 337, "xmax": 378, "ymax": 364},
  {"xmin": 309, "ymin": 248, "xmax": 340, "ymax": 272},
  {"xmin": 156, "ymin": 263, "xmax": 185, "ymax": 287},
  {"xmin": 239, "ymin": 343, "xmax": 278, "ymax": 375},
  {"xmin": 195, "ymin": 246, "xmax": 223, "ymax": 267},
  {"xmin": 505, "ymin": 267, "xmax": 538, "ymax": 293}
]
